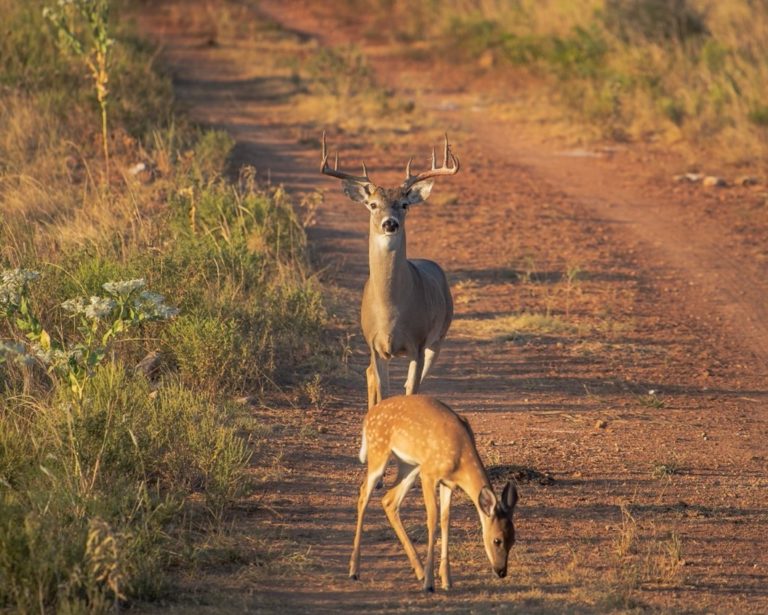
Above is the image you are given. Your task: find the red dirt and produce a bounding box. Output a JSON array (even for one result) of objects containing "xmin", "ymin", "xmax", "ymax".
[{"xmin": 139, "ymin": 2, "xmax": 768, "ymax": 612}]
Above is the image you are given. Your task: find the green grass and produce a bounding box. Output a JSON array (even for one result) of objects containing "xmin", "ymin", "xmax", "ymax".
[
  {"xmin": 0, "ymin": 0, "xmax": 329, "ymax": 610},
  {"xmin": 349, "ymin": 0, "xmax": 768, "ymax": 164}
]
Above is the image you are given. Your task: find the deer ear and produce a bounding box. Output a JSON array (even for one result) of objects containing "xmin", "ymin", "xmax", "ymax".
[
  {"xmin": 479, "ymin": 486, "xmax": 497, "ymax": 517},
  {"xmin": 502, "ymin": 482, "xmax": 518, "ymax": 517},
  {"xmin": 342, "ymin": 181, "xmax": 373, "ymax": 203},
  {"xmin": 403, "ymin": 179, "xmax": 434, "ymax": 205}
]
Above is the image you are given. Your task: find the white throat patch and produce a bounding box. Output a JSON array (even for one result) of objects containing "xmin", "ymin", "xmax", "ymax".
[{"xmin": 374, "ymin": 232, "xmax": 401, "ymax": 251}]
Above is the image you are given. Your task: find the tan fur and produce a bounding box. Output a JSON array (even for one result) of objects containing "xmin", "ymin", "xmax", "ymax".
[
  {"xmin": 321, "ymin": 135, "xmax": 458, "ymax": 408},
  {"xmin": 349, "ymin": 395, "xmax": 518, "ymax": 592}
]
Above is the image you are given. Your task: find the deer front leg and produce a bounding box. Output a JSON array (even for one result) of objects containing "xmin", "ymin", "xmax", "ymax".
[
  {"xmin": 420, "ymin": 344, "xmax": 441, "ymax": 384},
  {"xmin": 421, "ymin": 475, "xmax": 439, "ymax": 592},
  {"xmin": 404, "ymin": 348, "xmax": 425, "ymax": 395},
  {"xmin": 439, "ymin": 483, "xmax": 453, "ymax": 590}
]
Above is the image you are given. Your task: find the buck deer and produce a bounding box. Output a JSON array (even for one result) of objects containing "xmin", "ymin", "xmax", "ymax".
[
  {"xmin": 321, "ymin": 133, "xmax": 458, "ymax": 408},
  {"xmin": 349, "ymin": 395, "xmax": 519, "ymax": 592}
]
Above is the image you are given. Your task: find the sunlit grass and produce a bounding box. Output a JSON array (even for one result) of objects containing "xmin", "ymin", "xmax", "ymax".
[
  {"xmin": 348, "ymin": 0, "xmax": 768, "ymax": 165},
  {"xmin": 0, "ymin": 0, "xmax": 330, "ymax": 610},
  {"xmin": 453, "ymin": 312, "xmax": 577, "ymax": 340}
]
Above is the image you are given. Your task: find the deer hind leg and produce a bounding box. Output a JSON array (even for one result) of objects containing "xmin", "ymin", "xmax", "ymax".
[
  {"xmin": 404, "ymin": 348, "xmax": 425, "ymax": 395},
  {"xmin": 367, "ymin": 352, "xmax": 390, "ymax": 408},
  {"xmin": 382, "ymin": 461, "xmax": 424, "ymax": 581},
  {"xmin": 365, "ymin": 362, "xmax": 377, "ymax": 409},
  {"xmin": 438, "ymin": 483, "xmax": 453, "ymax": 590},
  {"xmin": 350, "ymin": 458, "xmax": 387, "ymax": 580},
  {"xmin": 421, "ymin": 474, "xmax": 439, "ymax": 593}
]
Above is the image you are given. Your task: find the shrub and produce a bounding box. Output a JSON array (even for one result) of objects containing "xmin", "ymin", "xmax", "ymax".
[{"xmin": 602, "ymin": 0, "xmax": 709, "ymax": 45}]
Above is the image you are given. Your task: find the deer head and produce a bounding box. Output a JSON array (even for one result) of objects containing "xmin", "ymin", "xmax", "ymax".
[
  {"xmin": 478, "ymin": 481, "xmax": 519, "ymax": 578},
  {"xmin": 321, "ymin": 132, "xmax": 459, "ymax": 243}
]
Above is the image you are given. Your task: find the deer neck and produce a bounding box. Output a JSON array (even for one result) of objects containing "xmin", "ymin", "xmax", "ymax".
[
  {"xmin": 368, "ymin": 228, "xmax": 411, "ymax": 304},
  {"xmin": 456, "ymin": 451, "xmax": 493, "ymax": 516}
]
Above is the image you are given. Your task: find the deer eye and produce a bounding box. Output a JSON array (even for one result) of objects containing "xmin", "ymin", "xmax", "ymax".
[
  {"xmin": 493, "ymin": 538, "xmax": 502, "ymax": 547},
  {"xmin": 368, "ymin": 202, "xmax": 377, "ymax": 210}
]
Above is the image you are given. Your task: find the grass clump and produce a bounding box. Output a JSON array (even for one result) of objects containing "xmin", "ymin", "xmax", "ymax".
[
  {"xmin": 453, "ymin": 312, "xmax": 576, "ymax": 341},
  {"xmin": 0, "ymin": 0, "xmax": 328, "ymax": 610},
  {"xmin": 300, "ymin": 43, "xmax": 415, "ymax": 131}
]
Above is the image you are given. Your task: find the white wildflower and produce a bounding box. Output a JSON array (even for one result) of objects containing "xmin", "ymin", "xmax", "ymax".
[
  {"xmin": 0, "ymin": 341, "xmax": 33, "ymax": 366},
  {"xmin": 0, "ymin": 341, "xmax": 25, "ymax": 357},
  {"xmin": 133, "ymin": 290, "xmax": 179, "ymax": 320},
  {"xmin": 136, "ymin": 291, "xmax": 164, "ymax": 307},
  {"xmin": 34, "ymin": 345, "xmax": 83, "ymax": 367},
  {"xmin": 154, "ymin": 303, "xmax": 180, "ymax": 320},
  {"xmin": 61, "ymin": 297, "xmax": 88, "ymax": 314},
  {"xmin": 103, "ymin": 279, "xmax": 146, "ymax": 297},
  {"xmin": 1, "ymin": 269, "xmax": 40, "ymax": 286},
  {"xmin": 0, "ymin": 269, "xmax": 39, "ymax": 309},
  {"xmin": 84, "ymin": 296, "xmax": 116, "ymax": 320}
]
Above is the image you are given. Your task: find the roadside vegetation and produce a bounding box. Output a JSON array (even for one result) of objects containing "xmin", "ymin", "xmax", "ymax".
[
  {"xmin": 0, "ymin": 0, "xmax": 326, "ymax": 610},
  {"xmin": 347, "ymin": 0, "xmax": 768, "ymax": 165}
]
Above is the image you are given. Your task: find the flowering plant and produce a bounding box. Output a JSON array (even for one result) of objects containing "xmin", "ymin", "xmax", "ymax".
[{"xmin": 1, "ymin": 270, "xmax": 178, "ymax": 400}]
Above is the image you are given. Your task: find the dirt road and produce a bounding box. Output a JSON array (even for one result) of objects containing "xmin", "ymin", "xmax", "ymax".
[{"xmin": 141, "ymin": 2, "xmax": 768, "ymax": 612}]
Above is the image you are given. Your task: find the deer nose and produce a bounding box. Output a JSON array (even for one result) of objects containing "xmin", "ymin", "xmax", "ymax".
[
  {"xmin": 381, "ymin": 218, "xmax": 399, "ymax": 234},
  {"xmin": 495, "ymin": 567, "xmax": 507, "ymax": 578}
]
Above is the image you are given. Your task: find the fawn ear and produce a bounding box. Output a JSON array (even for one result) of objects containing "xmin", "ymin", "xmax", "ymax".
[
  {"xmin": 502, "ymin": 482, "xmax": 518, "ymax": 517},
  {"xmin": 342, "ymin": 180, "xmax": 374, "ymax": 203},
  {"xmin": 479, "ymin": 486, "xmax": 497, "ymax": 517},
  {"xmin": 403, "ymin": 179, "xmax": 434, "ymax": 205}
]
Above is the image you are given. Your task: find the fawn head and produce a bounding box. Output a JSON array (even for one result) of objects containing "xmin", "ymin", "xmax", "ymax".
[{"xmin": 478, "ymin": 481, "xmax": 519, "ymax": 578}]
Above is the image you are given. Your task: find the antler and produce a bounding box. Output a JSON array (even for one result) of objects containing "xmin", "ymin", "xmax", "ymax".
[
  {"xmin": 320, "ymin": 131, "xmax": 373, "ymax": 184},
  {"xmin": 402, "ymin": 134, "xmax": 460, "ymax": 190}
]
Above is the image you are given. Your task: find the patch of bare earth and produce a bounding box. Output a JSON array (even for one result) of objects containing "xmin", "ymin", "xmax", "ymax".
[{"xmin": 138, "ymin": 1, "xmax": 767, "ymax": 612}]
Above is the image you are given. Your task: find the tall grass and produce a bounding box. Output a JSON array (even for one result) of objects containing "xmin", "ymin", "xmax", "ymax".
[
  {"xmin": 0, "ymin": 0, "xmax": 327, "ymax": 610},
  {"xmin": 351, "ymin": 0, "xmax": 768, "ymax": 163}
]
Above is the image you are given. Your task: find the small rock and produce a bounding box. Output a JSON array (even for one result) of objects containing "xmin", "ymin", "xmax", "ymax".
[
  {"xmin": 674, "ymin": 172, "xmax": 703, "ymax": 183},
  {"xmin": 736, "ymin": 175, "xmax": 760, "ymax": 187},
  {"xmin": 702, "ymin": 176, "xmax": 727, "ymax": 187},
  {"xmin": 478, "ymin": 49, "xmax": 496, "ymax": 69},
  {"xmin": 135, "ymin": 350, "xmax": 163, "ymax": 381},
  {"xmin": 595, "ymin": 419, "xmax": 608, "ymax": 429},
  {"xmin": 128, "ymin": 162, "xmax": 147, "ymax": 176}
]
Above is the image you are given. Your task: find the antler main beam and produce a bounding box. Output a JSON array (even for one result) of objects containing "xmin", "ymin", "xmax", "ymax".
[
  {"xmin": 403, "ymin": 134, "xmax": 460, "ymax": 190},
  {"xmin": 320, "ymin": 131, "xmax": 373, "ymax": 184}
]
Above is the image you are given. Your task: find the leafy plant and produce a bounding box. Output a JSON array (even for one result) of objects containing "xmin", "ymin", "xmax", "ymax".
[
  {"xmin": 44, "ymin": 0, "xmax": 114, "ymax": 177},
  {"xmin": 1, "ymin": 270, "xmax": 178, "ymax": 401}
]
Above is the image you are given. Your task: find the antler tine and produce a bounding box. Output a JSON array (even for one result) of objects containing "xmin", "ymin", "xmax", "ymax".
[
  {"xmin": 320, "ymin": 131, "xmax": 374, "ymax": 184},
  {"xmin": 402, "ymin": 134, "xmax": 460, "ymax": 189}
]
